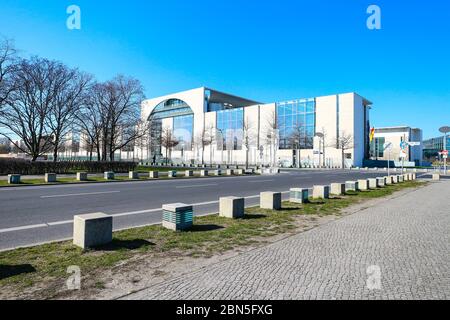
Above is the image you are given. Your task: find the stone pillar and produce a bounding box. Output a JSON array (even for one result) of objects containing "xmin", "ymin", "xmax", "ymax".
[
  {"xmin": 149, "ymin": 171, "xmax": 159, "ymax": 179},
  {"xmin": 330, "ymin": 183, "xmax": 345, "ymax": 196},
  {"xmin": 7, "ymin": 174, "xmax": 21, "ymax": 184},
  {"xmin": 45, "ymin": 173, "xmax": 57, "ymax": 183},
  {"xmin": 200, "ymin": 170, "xmax": 209, "ymax": 177},
  {"xmin": 219, "ymin": 197, "xmax": 245, "ymax": 219},
  {"xmin": 104, "ymin": 172, "xmax": 115, "ymax": 180},
  {"xmin": 162, "ymin": 203, "xmax": 194, "ymax": 231},
  {"xmin": 168, "ymin": 171, "xmax": 177, "ymax": 178},
  {"xmin": 129, "ymin": 171, "xmax": 139, "ymax": 179},
  {"xmin": 376, "ymin": 177, "xmax": 386, "ymax": 187},
  {"xmin": 357, "ymin": 179, "xmax": 369, "ymax": 191},
  {"xmin": 73, "ymin": 213, "xmax": 113, "ymax": 249},
  {"xmin": 345, "ymin": 181, "xmax": 359, "ymax": 192},
  {"xmin": 260, "ymin": 192, "xmax": 282, "ymax": 210},
  {"xmin": 368, "ymin": 178, "xmax": 377, "ymax": 189},
  {"xmin": 290, "ymin": 188, "xmax": 309, "ymax": 203},
  {"xmin": 77, "ymin": 172, "xmax": 88, "ymax": 181},
  {"xmin": 313, "ymin": 186, "xmax": 330, "ymax": 199}
]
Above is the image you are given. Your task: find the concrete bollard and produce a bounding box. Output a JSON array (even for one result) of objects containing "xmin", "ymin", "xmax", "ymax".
[
  {"xmin": 412, "ymin": 173, "xmax": 416, "ymax": 180},
  {"xmin": 200, "ymin": 170, "xmax": 209, "ymax": 177},
  {"xmin": 290, "ymin": 188, "xmax": 309, "ymax": 203},
  {"xmin": 408, "ymin": 173, "xmax": 414, "ymax": 181},
  {"xmin": 391, "ymin": 175, "xmax": 399, "ymax": 184},
  {"xmin": 398, "ymin": 175, "xmax": 404, "ymax": 183},
  {"xmin": 77, "ymin": 172, "xmax": 88, "ymax": 181},
  {"xmin": 73, "ymin": 213, "xmax": 113, "ymax": 249},
  {"xmin": 345, "ymin": 181, "xmax": 359, "ymax": 192},
  {"xmin": 385, "ymin": 176, "xmax": 393, "ymax": 185},
  {"xmin": 313, "ymin": 186, "xmax": 330, "ymax": 199},
  {"xmin": 244, "ymin": 168, "xmax": 254, "ymax": 174},
  {"xmin": 368, "ymin": 178, "xmax": 377, "ymax": 189},
  {"xmin": 168, "ymin": 171, "xmax": 177, "ymax": 178},
  {"xmin": 129, "ymin": 171, "xmax": 139, "ymax": 179},
  {"xmin": 45, "ymin": 173, "xmax": 57, "ymax": 183},
  {"xmin": 149, "ymin": 171, "xmax": 159, "ymax": 179},
  {"xmin": 185, "ymin": 170, "xmax": 194, "ymax": 177},
  {"xmin": 432, "ymin": 174, "xmax": 440, "ymax": 181},
  {"xmin": 219, "ymin": 196, "xmax": 245, "ymax": 219},
  {"xmin": 7, "ymin": 174, "xmax": 21, "ymax": 184},
  {"xmin": 162, "ymin": 203, "xmax": 193, "ymax": 231},
  {"xmin": 357, "ymin": 179, "xmax": 369, "ymax": 191},
  {"xmin": 104, "ymin": 172, "xmax": 115, "ymax": 180},
  {"xmin": 376, "ymin": 177, "xmax": 386, "ymax": 187},
  {"xmin": 236, "ymin": 169, "xmax": 244, "ymax": 175},
  {"xmin": 330, "ymin": 183, "xmax": 346, "ymax": 196},
  {"xmin": 226, "ymin": 169, "xmax": 234, "ymax": 176},
  {"xmin": 214, "ymin": 170, "xmax": 222, "ymax": 176},
  {"xmin": 260, "ymin": 192, "xmax": 282, "ymax": 210}
]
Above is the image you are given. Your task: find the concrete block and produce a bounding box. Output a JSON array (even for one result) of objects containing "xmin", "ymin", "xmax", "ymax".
[
  {"xmin": 385, "ymin": 176, "xmax": 393, "ymax": 185},
  {"xmin": 432, "ymin": 174, "xmax": 440, "ymax": 181},
  {"xmin": 77, "ymin": 172, "xmax": 88, "ymax": 181},
  {"xmin": 357, "ymin": 179, "xmax": 369, "ymax": 191},
  {"xmin": 391, "ymin": 175, "xmax": 399, "ymax": 184},
  {"xmin": 7, "ymin": 174, "xmax": 21, "ymax": 184},
  {"xmin": 290, "ymin": 188, "xmax": 309, "ymax": 203},
  {"xmin": 129, "ymin": 171, "xmax": 139, "ymax": 179},
  {"xmin": 368, "ymin": 178, "xmax": 377, "ymax": 189},
  {"xmin": 330, "ymin": 183, "xmax": 346, "ymax": 196},
  {"xmin": 73, "ymin": 213, "xmax": 113, "ymax": 249},
  {"xmin": 149, "ymin": 171, "xmax": 159, "ymax": 179},
  {"xmin": 313, "ymin": 186, "xmax": 330, "ymax": 199},
  {"xmin": 214, "ymin": 170, "xmax": 222, "ymax": 176},
  {"xmin": 219, "ymin": 196, "xmax": 245, "ymax": 219},
  {"xmin": 345, "ymin": 181, "xmax": 359, "ymax": 192},
  {"xmin": 104, "ymin": 172, "xmax": 115, "ymax": 180},
  {"xmin": 398, "ymin": 175, "xmax": 404, "ymax": 183},
  {"xmin": 200, "ymin": 170, "xmax": 209, "ymax": 177},
  {"xmin": 376, "ymin": 177, "xmax": 386, "ymax": 187},
  {"xmin": 168, "ymin": 171, "xmax": 177, "ymax": 178},
  {"xmin": 236, "ymin": 169, "xmax": 244, "ymax": 175},
  {"xmin": 162, "ymin": 203, "xmax": 193, "ymax": 231},
  {"xmin": 185, "ymin": 170, "xmax": 194, "ymax": 177},
  {"xmin": 226, "ymin": 169, "xmax": 234, "ymax": 176},
  {"xmin": 244, "ymin": 169, "xmax": 254, "ymax": 174},
  {"xmin": 412, "ymin": 173, "xmax": 416, "ymax": 180},
  {"xmin": 45, "ymin": 173, "xmax": 57, "ymax": 183},
  {"xmin": 260, "ymin": 192, "xmax": 282, "ymax": 210}
]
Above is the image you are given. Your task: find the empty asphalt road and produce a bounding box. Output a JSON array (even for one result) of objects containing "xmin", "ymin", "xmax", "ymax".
[{"xmin": 0, "ymin": 169, "xmax": 423, "ymax": 251}]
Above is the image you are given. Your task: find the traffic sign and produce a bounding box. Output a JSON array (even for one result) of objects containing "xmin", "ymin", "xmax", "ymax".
[
  {"xmin": 383, "ymin": 142, "xmax": 392, "ymax": 150},
  {"xmin": 400, "ymin": 141, "xmax": 408, "ymax": 150},
  {"xmin": 441, "ymin": 150, "xmax": 448, "ymax": 155},
  {"xmin": 408, "ymin": 142, "xmax": 421, "ymax": 147}
]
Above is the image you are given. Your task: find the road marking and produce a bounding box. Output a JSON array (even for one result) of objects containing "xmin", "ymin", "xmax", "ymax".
[
  {"xmin": 40, "ymin": 191, "xmax": 121, "ymax": 199},
  {"xmin": 0, "ymin": 223, "xmax": 48, "ymax": 233},
  {"xmin": 175, "ymin": 184, "xmax": 218, "ymax": 189},
  {"xmin": 248, "ymin": 180, "xmax": 275, "ymax": 183}
]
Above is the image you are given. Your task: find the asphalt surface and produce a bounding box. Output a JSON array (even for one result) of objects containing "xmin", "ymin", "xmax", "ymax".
[{"xmin": 0, "ymin": 169, "xmax": 429, "ymax": 251}]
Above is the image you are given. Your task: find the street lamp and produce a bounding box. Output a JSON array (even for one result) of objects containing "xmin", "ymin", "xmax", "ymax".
[{"xmin": 439, "ymin": 126, "xmax": 450, "ymax": 174}]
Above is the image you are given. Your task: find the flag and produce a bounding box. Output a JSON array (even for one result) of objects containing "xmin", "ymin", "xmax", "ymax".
[{"xmin": 370, "ymin": 127, "xmax": 375, "ymax": 142}]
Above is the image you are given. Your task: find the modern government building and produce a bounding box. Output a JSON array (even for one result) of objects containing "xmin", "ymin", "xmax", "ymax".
[{"xmin": 139, "ymin": 87, "xmax": 373, "ymax": 168}]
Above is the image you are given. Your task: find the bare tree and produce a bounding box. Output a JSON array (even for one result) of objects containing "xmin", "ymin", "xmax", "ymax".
[
  {"xmin": 0, "ymin": 38, "xmax": 17, "ymax": 110},
  {"xmin": 242, "ymin": 117, "xmax": 254, "ymax": 168},
  {"xmin": 263, "ymin": 110, "xmax": 278, "ymax": 167},
  {"xmin": 195, "ymin": 125, "xmax": 214, "ymax": 165},
  {"xmin": 336, "ymin": 131, "xmax": 354, "ymax": 169},
  {"xmin": 46, "ymin": 68, "xmax": 92, "ymax": 162},
  {"xmin": 161, "ymin": 127, "xmax": 179, "ymax": 165},
  {"xmin": 0, "ymin": 137, "xmax": 11, "ymax": 154},
  {"xmin": 0, "ymin": 57, "xmax": 65, "ymax": 161}
]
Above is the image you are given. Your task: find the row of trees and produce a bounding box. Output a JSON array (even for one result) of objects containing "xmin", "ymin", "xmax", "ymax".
[{"xmin": 0, "ymin": 38, "xmax": 148, "ymax": 162}]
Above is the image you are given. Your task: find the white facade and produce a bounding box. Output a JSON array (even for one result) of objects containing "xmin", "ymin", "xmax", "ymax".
[
  {"xmin": 140, "ymin": 87, "xmax": 373, "ymax": 167},
  {"xmin": 372, "ymin": 126, "xmax": 423, "ymax": 165}
]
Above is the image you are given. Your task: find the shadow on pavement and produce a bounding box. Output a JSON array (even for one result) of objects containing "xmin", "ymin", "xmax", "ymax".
[
  {"xmin": 0, "ymin": 264, "xmax": 36, "ymax": 280},
  {"xmin": 96, "ymin": 239, "xmax": 154, "ymax": 251},
  {"xmin": 190, "ymin": 224, "xmax": 224, "ymax": 232}
]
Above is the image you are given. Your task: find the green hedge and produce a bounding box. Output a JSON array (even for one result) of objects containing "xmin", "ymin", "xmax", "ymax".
[{"xmin": 0, "ymin": 159, "xmax": 137, "ymax": 175}]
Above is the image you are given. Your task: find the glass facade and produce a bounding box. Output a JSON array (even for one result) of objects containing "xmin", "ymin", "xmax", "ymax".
[
  {"xmin": 216, "ymin": 108, "xmax": 244, "ymax": 150},
  {"xmin": 173, "ymin": 115, "xmax": 194, "ymax": 151},
  {"xmin": 277, "ymin": 99, "xmax": 316, "ymax": 149},
  {"xmin": 370, "ymin": 137, "xmax": 385, "ymax": 158},
  {"xmin": 151, "ymin": 99, "xmax": 194, "ymax": 120}
]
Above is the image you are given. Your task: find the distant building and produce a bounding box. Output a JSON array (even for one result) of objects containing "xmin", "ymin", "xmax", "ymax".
[
  {"xmin": 423, "ymin": 135, "xmax": 450, "ymax": 162},
  {"xmin": 370, "ymin": 126, "xmax": 423, "ymax": 166}
]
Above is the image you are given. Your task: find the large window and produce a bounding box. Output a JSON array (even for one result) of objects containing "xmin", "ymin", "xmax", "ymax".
[
  {"xmin": 173, "ymin": 115, "xmax": 194, "ymax": 151},
  {"xmin": 370, "ymin": 137, "xmax": 385, "ymax": 158},
  {"xmin": 216, "ymin": 108, "xmax": 244, "ymax": 150},
  {"xmin": 277, "ymin": 99, "xmax": 316, "ymax": 149}
]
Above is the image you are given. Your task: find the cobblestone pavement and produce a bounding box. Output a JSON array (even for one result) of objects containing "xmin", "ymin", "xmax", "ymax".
[{"xmin": 124, "ymin": 181, "xmax": 450, "ymax": 300}]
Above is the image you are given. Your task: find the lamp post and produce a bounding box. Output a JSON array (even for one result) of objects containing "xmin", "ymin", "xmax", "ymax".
[{"xmin": 439, "ymin": 126, "xmax": 450, "ymax": 174}]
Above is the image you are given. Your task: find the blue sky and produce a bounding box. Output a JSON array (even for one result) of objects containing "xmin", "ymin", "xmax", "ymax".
[{"xmin": 0, "ymin": 0, "xmax": 449, "ymax": 139}]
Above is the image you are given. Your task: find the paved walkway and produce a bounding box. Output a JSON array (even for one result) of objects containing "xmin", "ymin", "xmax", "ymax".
[{"xmin": 124, "ymin": 181, "xmax": 450, "ymax": 300}]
